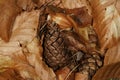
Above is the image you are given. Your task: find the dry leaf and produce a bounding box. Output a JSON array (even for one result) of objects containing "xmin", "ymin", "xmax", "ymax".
[
  {"xmin": 0, "ymin": 10, "xmax": 56, "ymax": 80},
  {"xmin": 65, "ymin": 7, "xmax": 92, "ymax": 27},
  {"xmin": 55, "ymin": 67, "xmax": 74, "ymax": 80},
  {"xmin": 32, "ymin": 0, "xmax": 62, "ymax": 8},
  {"xmin": 47, "ymin": 5, "xmax": 92, "ymax": 45},
  {"xmin": 17, "ymin": 0, "xmax": 36, "ymax": 11},
  {"xmin": 102, "ymin": 0, "xmax": 120, "ymax": 65},
  {"xmin": 0, "ymin": 55, "xmax": 15, "ymax": 72},
  {"xmin": 75, "ymin": 72, "xmax": 88, "ymax": 80},
  {"xmin": 104, "ymin": 41, "xmax": 120, "ymax": 65},
  {"xmin": 78, "ymin": 27, "xmax": 89, "ymax": 41},
  {"xmin": 10, "ymin": 10, "xmax": 39, "ymax": 42},
  {"xmin": 48, "ymin": 13, "xmax": 73, "ymax": 29},
  {"xmin": 89, "ymin": 0, "xmax": 120, "ymax": 53},
  {"xmin": 62, "ymin": 0, "xmax": 92, "ymax": 15},
  {"xmin": 65, "ymin": 7, "xmax": 92, "ymax": 41},
  {"xmin": 92, "ymin": 62, "xmax": 120, "ymax": 80},
  {"xmin": 0, "ymin": 0, "xmax": 21, "ymax": 42},
  {"xmin": 0, "ymin": 69, "xmax": 25, "ymax": 80}
]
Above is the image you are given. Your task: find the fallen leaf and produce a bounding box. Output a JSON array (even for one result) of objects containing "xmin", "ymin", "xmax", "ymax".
[
  {"xmin": 0, "ymin": 0, "xmax": 21, "ymax": 42},
  {"xmin": 61, "ymin": 30, "xmax": 87, "ymax": 53},
  {"xmin": 47, "ymin": 5, "xmax": 92, "ymax": 45},
  {"xmin": 0, "ymin": 55, "xmax": 15, "ymax": 72},
  {"xmin": 78, "ymin": 27, "xmax": 89, "ymax": 41},
  {"xmin": 48, "ymin": 13, "xmax": 73, "ymax": 29},
  {"xmin": 92, "ymin": 62, "xmax": 120, "ymax": 80},
  {"xmin": 33, "ymin": 0, "xmax": 62, "ymax": 8},
  {"xmin": 0, "ymin": 69, "xmax": 25, "ymax": 80},
  {"xmin": 65, "ymin": 7, "xmax": 93, "ymax": 42},
  {"xmin": 10, "ymin": 10, "xmax": 39, "ymax": 42},
  {"xmin": 75, "ymin": 72, "xmax": 88, "ymax": 80},
  {"xmin": 65, "ymin": 7, "xmax": 92, "ymax": 27},
  {"xmin": 61, "ymin": 0, "xmax": 92, "ymax": 15},
  {"xmin": 104, "ymin": 41, "xmax": 120, "ymax": 65},
  {"xmin": 0, "ymin": 10, "xmax": 56, "ymax": 80},
  {"xmin": 17, "ymin": 0, "xmax": 36, "ymax": 11},
  {"xmin": 55, "ymin": 67, "xmax": 74, "ymax": 80},
  {"xmin": 89, "ymin": 0, "xmax": 120, "ymax": 54},
  {"xmin": 102, "ymin": 0, "xmax": 120, "ymax": 65}
]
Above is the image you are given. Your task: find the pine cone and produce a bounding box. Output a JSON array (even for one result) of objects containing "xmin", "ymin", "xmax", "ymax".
[
  {"xmin": 78, "ymin": 54, "xmax": 103, "ymax": 80},
  {"xmin": 43, "ymin": 22, "xmax": 71, "ymax": 70},
  {"xmin": 38, "ymin": 5, "xmax": 102, "ymax": 72}
]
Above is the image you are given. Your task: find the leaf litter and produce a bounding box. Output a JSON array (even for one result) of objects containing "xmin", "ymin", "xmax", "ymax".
[{"xmin": 1, "ymin": 0, "xmax": 120, "ymax": 80}]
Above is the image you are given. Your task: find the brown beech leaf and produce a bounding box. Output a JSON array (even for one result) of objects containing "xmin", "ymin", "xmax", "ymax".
[
  {"xmin": 62, "ymin": 0, "xmax": 84, "ymax": 9},
  {"xmin": 48, "ymin": 13, "xmax": 73, "ymax": 29},
  {"xmin": 0, "ymin": 55, "xmax": 15, "ymax": 72},
  {"xmin": 104, "ymin": 41, "xmax": 120, "ymax": 65},
  {"xmin": 75, "ymin": 72, "xmax": 88, "ymax": 80},
  {"xmin": 92, "ymin": 62, "xmax": 120, "ymax": 80},
  {"xmin": 89, "ymin": 0, "xmax": 120, "ymax": 53},
  {"xmin": 17, "ymin": 0, "xmax": 36, "ymax": 11},
  {"xmin": 103, "ymin": 0, "xmax": 120, "ymax": 65},
  {"xmin": 0, "ymin": 10, "xmax": 56, "ymax": 80},
  {"xmin": 0, "ymin": 0, "xmax": 21, "ymax": 42},
  {"xmin": 61, "ymin": 30, "xmax": 88, "ymax": 53},
  {"xmin": 62, "ymin": 0, "xmax": 92, "ymax": 15},
  {"xmin": 65, "ymin": 7, "xmax": 92, "ymax": 27},
  {"xmin": 10, "ymin": 10, "xmax": 39, "ymax": 42},
  {"xmin": 0, "ymin": 69, "xmax": 25, "ymax": 80},
  {"xmin": 32, "ymin": 0, "xmax": 62, "ymax": 8},
  {"xmin": 55, "ymin": 67, "xmax": 74, "ymax": 80},
  {"xmin": 47, "ymin": 6, "xmax": 92, "ymax": 44}
]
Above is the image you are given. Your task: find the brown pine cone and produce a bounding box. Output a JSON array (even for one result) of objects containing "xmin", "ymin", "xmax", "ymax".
[
  {"xmin": 78, "ymin": 54, "xmax": 103, "ymax": 80},
  {"xmin": 38, "ymin": 5, "xmax": 101, "ymax": 72},
  {"xmin": 42, "ymin": 22, "xmax": 72, "ymax": 70},
  {"xmin": 38, "ymin": 9, "xmax": 68, "ymax": 71}
]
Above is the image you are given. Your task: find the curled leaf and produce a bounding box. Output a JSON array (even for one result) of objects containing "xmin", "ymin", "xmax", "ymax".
[
  {"xmin": 0, "ymin": 0, "xmax": 21, "ymax": 42},
  {"xmin": 65, "ymin": 7, "xmax": 92, "ymax": 27},
  {"xmin": 75, "ymin": 72, "xmax": 88, "ymax": 80},
  {"xmin": 102, "ymin": 0, "xmax": 120, "ymax": 65},
  {"xmin": 61, "ymin": 0, "xmax": 92, "ymax": 15},
  {"xmin": 55, "ymin": 67, "xmax": 75, "ymax": 80},
  {"xmin": 89, "ymin": 0, "xmax": 120, "ymax": 53},
  {"xmin": 55, "ymin": 67, "xmax": 70, "ymax": 80},
  {"xmin": 48, "ymin": 13, "xmax": 73, "ymax": 29},
  {"xmin": 92, "ymin": 62, "xmax": 120, "ymax": 80},
  {"xmin": 61, "ymin": 30, "xmax": 87, "ymax": 52},
  {"xmin": 104, "ymin": 41, "xmax": 120, "ymax": 65}
]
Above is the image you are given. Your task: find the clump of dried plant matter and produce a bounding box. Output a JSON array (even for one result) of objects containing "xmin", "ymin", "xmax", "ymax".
[{"xmin": 0, "ymin": 0, "xmax": 120, "ymax": 80}]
